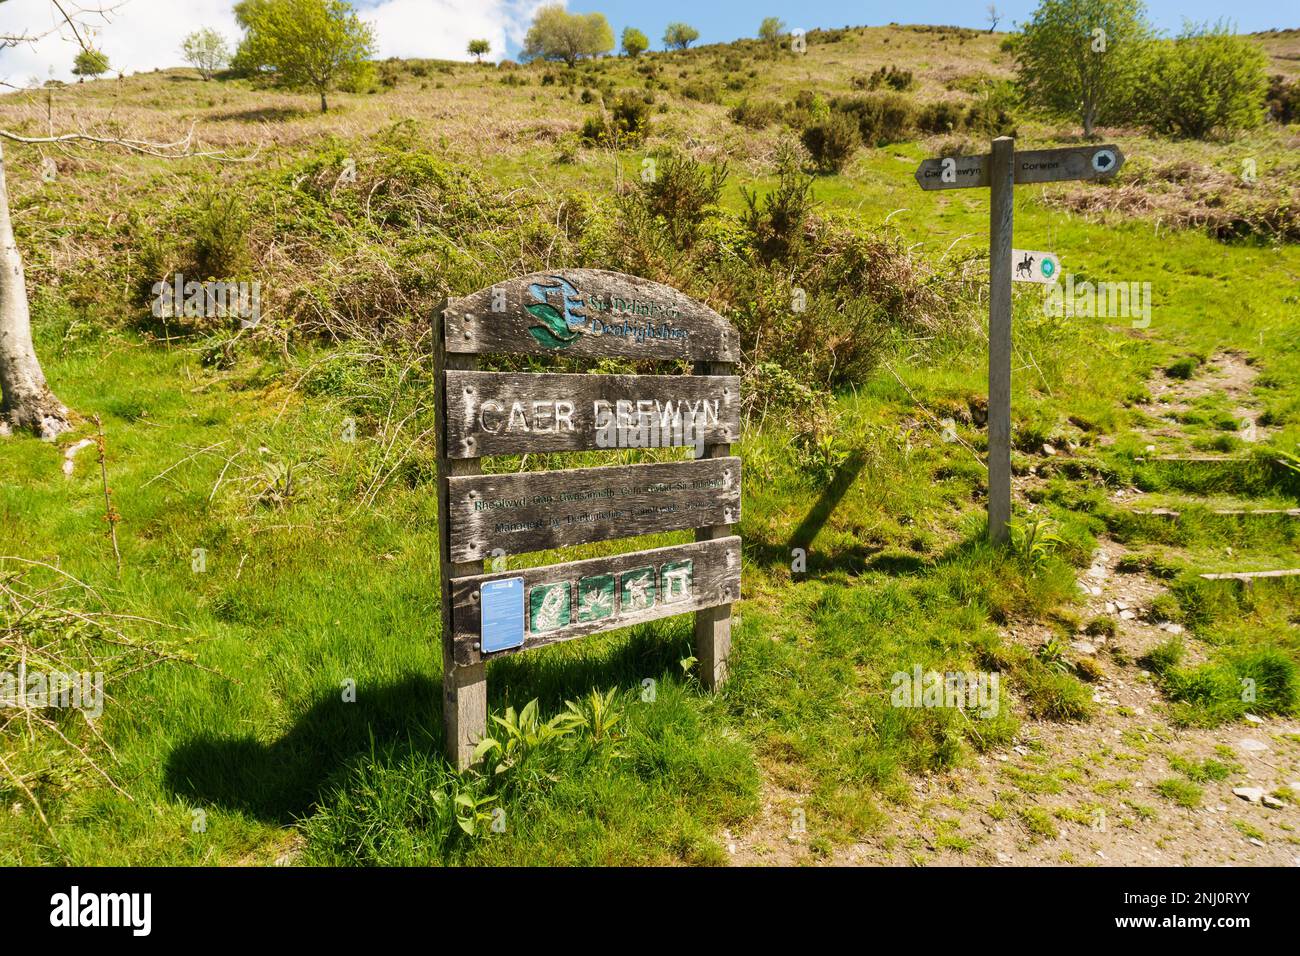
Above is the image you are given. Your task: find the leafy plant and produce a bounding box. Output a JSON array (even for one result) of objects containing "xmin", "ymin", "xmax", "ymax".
[
  {"xmin": 1010, "ymin": 516, "xmax": 1064, "ymax": 568},
  {"xmin": 432, "ymin": 786, "xmax": 498, "ymax": 836},
  {"xmin": 473, "ymin": 698, "xmax": 582, "ymax": 773},
  {"xmin": 564, "ymin": 687, "xmax": 627, "ymax": 743},
  {"xmin": 1036, "ymin": 636, "xmax": 1071, "ymax": 674}
]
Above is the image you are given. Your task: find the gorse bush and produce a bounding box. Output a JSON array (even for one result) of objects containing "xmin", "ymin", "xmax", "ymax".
[
  {"xmin": 1266, "ymin": 74, "xmax": 1300, "ymax": 124},
  {"xmin": 729, "ymin": 98, "xmax": 783, "ymax": 129},
  {"xmin": 1138, "ymin": 22, "xmax": 1269, "ymax": 138},
  {"xmin": 917, "ymin": 100, "xmax": 966, "ymax": 133},
  {"xmin": 739, "ymin": 144, "xmax": 816, "ymax": 263},
  {"xmin": 679, "ymin": 79, "xmax": 722, "ymax": 103},
  {"xmin": 191, "ymin": 190, "xmax": 251, "ymax": 279},
  {"xmin": 861, "ymin": 64, "xmax": 914, "ymax": 91},
  {"xmin": 580, "ymin": 92, "xmax": 652, "ymax": 146},
  {"xmin": 801, "ymin": 113, "xmax": 861, "ymax": 172},
  {"xmin": 832, "ymin": 93, "xmax": 916, "ymax": 145},
  {"xmin": 637, "ymin": 153, "xmax": 728, "ymax": 248},
  {"xmin": 964, "ymin": 79, "xmax": 1020, "ymax": 136}
]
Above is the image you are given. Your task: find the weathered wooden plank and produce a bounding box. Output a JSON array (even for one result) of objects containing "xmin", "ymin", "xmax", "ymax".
[
  {"xmin": 444, "ymin": 370, "xmax": 741, "ymax": 458},
  {"xmin": 449, "ymin": 536, "xmax": 742, "ymax": 665},
  {"xmin": 987, "ymin": 137, "xmax": 1014, "ymax": 547},
  {"xmin": 1199, "ymin": 569, "xmax": 1300, "ymax": 581},
  {"xmin": 443, "ymin": 269, "xmax": 739, "ymax": 362},
  {"xmin": 434, "ymin": 300, "xmax": 488, "ymax": 770},
  {"xmin": 446, "ymin": 456, "xmax": 741, "ymax": 562},
  {"xmin": 692, "ymin": 358, "xmax": 736, "ymax": 691},
  {"xmin": 914, "ymin": 145, "xmax": 1125, "ymax": 191}
]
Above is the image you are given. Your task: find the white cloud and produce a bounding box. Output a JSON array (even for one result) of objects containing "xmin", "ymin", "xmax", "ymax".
[
  {"xmin": 0, "ymin": 0, "xmax": 550, "ymax": 87},
  {"xmin": 363, "ymin": 0, "xmax": 550, "ymax": 62}
]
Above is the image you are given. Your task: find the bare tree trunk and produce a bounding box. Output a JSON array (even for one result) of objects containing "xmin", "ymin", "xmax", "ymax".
[
  {"xmin": 320, "ymin": 90, "xmax": 327, "ymax": 113},
  {"xmin": 0, "ymin": 141, "xmax": 71, "ymax": 439}
]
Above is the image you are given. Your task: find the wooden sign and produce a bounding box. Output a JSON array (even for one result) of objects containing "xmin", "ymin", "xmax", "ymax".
[
  {"xmin": 434, "ymin": 270, "xmax": 741, "ymax": 768},
  {"xmin": 448, "ymin": 536, "xmax": 741, "ymax": 665},
  {"xmin": 914, "ymin": 145, "xmax": 1125, "ymax": 191},
  {"xmin": 443, "ymin": 370, "xmax": 740, "ymax": 457},
  {"xmin": 443, "ymin": 268, "xmax": 739, "ymax": 362},
  {"xmin": 914, "ymin": 137, "xmax": 1129, "ymax": 547},
  {"xmin": 445, "ymin": 457, "xmax": 741, "ymax": 562},
  {"xmin": 1011, "ymin": 249, "xmax": 1060, "ymax": 284}
]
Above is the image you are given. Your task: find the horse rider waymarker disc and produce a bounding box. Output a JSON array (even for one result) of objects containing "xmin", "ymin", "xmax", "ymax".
[{"xmin": 1011, "ymin": 249, "xmax": 1061, "ymax": 284}]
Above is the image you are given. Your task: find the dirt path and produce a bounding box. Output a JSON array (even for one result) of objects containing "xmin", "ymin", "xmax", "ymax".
[{"xmin": 729, "ymin": 351, "xmax": 1300, "ymax": 867}]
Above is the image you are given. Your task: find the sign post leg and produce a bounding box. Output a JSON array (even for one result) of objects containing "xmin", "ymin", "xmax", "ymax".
[
  {"xmin": 987, "ymin": 136, "xmax": 1015, "ymax": 546},
  {"xmin": 435, "ymin": 300, "xmax": 488, "ymax": 769},
  {"xmin": 442, "ymin": 659, "xmax": 487, "ymax": 770},
  {"xmin": 693, "ymin": 360, "xmax": 735, "ymax": 690}
]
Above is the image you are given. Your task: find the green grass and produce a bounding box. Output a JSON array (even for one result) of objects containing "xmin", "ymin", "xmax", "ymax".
[
  {"xmin": 3, "ymin": 22, "xmax": 1300, "ymax": 866},
  {"xmin": 1155, "ymin": 777, "xmax": 1203, "ymax": 808}
]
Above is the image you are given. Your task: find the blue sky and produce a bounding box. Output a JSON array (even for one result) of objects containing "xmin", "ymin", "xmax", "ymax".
[
  {"xmin": 0, "ymin": 0, "xmax": 1289, "ymax": 85},
  {"xmin": 563, "ymin": 1, "xmax": 1292, "ymax": 52}
]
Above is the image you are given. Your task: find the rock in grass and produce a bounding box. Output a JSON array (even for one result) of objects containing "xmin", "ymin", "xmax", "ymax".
[
  {"xmin": 1233, "ymin": 787, "xmax": 1265, "ymax": 803},
  {"xmin": 1237, "ymin": 738, "xmax": 1269, "ymax": 753}
]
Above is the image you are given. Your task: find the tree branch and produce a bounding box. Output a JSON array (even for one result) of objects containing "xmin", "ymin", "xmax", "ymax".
[
  {"xmin": 0, "ymin": 0, "xmax": 126, "ymax": 55},
  {"xmin": 0, "ymin": 123, "xmax": 261, "ymax": 162}
]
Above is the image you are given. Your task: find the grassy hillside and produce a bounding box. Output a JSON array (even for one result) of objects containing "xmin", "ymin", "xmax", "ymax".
[{"xmin": 1, "ymin": 24, "xmax": 1298, "ymax": 866}]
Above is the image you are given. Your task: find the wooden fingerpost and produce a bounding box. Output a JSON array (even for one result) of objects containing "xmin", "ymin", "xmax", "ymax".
[
  {"xmin": 693, "ymin": 358, "xmax": 735, "ymax": 691},
  {"xmin": 912, "ymin": 139, "xmax": 1126, "ymax": 546},
  {"xmin": 434, "ymin": 299, "xmax": 487, "ymax": 769},
  {"xmin": 987, "ymin": 136, "xmax": 1015, "ymax": 546}
]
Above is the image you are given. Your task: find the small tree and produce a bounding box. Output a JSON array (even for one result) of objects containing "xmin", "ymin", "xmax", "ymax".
[
  {"xmin": 759, "ymin": 17, "xmax": 785, "ymax": 44},
  {"xmin": 1015, "ymin": 0, "xmax": 1152, "ymax": 137},
  {"xmin": 1140, "ymin": 22, "xmax": 1268, "ymax": 138},
  {"xmin": 621, "ymin": 27, "xmax": 649, "ymax": 58},
  {"xmin": 181, "ymin": 29, "xmax": 231, "ymax": 80},
  {"xmin": 72, "ymin": 48, "xmax": 110, "ymax": 79},
  {"xmin": 468, "ymin": 38, "xmax": 490, "ymax": 63},
  {"xmin": 758, "ymin": 18, "xmax": 786, "ymax": 44},
  {"xmin": 663, "ymin": 23, "xmax": 700, "ymax": 51},
  {"xmin": 523, "ymin": 5, "xmax": 614, "ymax": 67},
  {"xmin": 987, "ymin": 5, "xmax": 1000, "ymax": 32},
  {"xmin": 236, "ymin": 0, "xmax": 375, "ymax": 112}
]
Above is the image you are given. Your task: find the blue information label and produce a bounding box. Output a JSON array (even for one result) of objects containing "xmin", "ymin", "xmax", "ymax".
[{"xmin": 480, "ymin": 577, "xmax": 525, "ymax": 653}]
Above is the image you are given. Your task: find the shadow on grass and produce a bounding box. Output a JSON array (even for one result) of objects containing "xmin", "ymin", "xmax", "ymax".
[
  {"xmin": 206, "ymin": 106, "xmax": 308, "ymax": 123},
  {"xmin": 163, "ymin": 626, "xmax": 690, "ymax": 824}
]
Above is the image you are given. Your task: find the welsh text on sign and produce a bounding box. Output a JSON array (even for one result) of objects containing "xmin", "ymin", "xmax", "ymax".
[{"xmin": 914, "ymin": 145, "xmax": 1126, "ymax": 191}]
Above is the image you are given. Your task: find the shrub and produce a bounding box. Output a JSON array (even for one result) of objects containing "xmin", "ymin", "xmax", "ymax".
[
  {"xmin": 638, "ymin": 153, "xmax": 728, "ymax": 248},
  {"xmin": 191, "ymin": 191, "xmax": 251, "ymax": 279},
  {"xmin": 801, "ymin": 113, "xmax": 861, "ymax": 172},
  {"xmin": 864, "ymin": 64, "xmax": 914, "ymax": 91},
  {"xmin": 832, "ymin": 93, "xmax": 916, "ymax": 146},
  {"xmin": 679, "ymin": 79, "xmax": 721, "ymax": 104},
  {"xmin": 917, "ymin": 100, "xmax": 965, "ymax": 133},
  {"xmin": 739, "ymin": 144, "xmax": 815, "ymax": 262},
  {"xmin": 1266, "ymin": 74, "xmax": 1300, "ymax": 124},
  {"xmin": 964, "ymin": 79, "xmax": 1020, "ymax": 136},
  {"xmin": 729, "ymin": 98, "xmax": 782, "ymax": 129},
  {"xmin": 1139, "ymin": 23, "xmax": 1269, "ymax": 139},
  {"xmin": 580, "ymin": 92, "xmax": 652, "ymax": 147}
]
